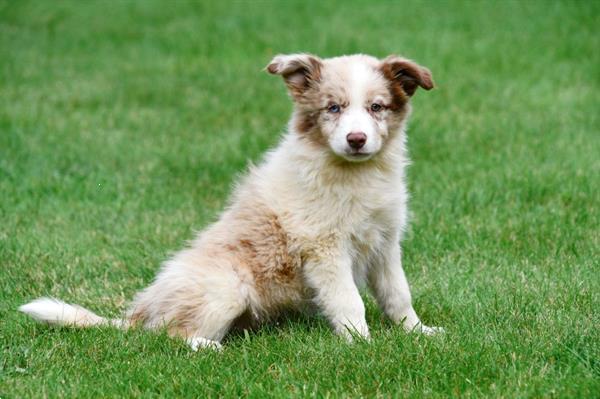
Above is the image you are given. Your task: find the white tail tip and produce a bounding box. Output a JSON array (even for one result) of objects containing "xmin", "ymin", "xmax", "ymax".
[{"xmin": 19, "ymin": 297, "xmax": 107, "ymax": 327}]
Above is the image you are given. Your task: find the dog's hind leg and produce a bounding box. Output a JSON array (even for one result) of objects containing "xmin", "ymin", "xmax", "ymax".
[
  {"xmin": 187, "ymin": 335, "xmax": 223, "ymax": 351},
  {"xmin": 129, "ymin": 249, "xmax": 253, "ymax": 351},
  {"xmin": 182, "ymin": 288, "xmax": 250, "ymax": 351}
]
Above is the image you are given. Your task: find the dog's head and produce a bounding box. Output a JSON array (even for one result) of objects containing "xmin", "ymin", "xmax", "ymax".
[{"xmin": 267, "ymin": 54, "xmax": 433, "ymax": 162}]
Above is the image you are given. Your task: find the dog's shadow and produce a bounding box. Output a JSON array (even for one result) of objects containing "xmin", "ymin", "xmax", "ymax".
[
  {"xmin": 222, "ymin": 300, "xmax": 401, "ymax": 345},
  {"xmin": 223, "ymin": 309, "xmax": 329, "ymax": 344}
]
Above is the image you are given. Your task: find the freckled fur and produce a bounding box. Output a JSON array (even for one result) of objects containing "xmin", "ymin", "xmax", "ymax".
[{"xmin": 19, "ymin": 53, "xmax": 443, "ymax": 350}]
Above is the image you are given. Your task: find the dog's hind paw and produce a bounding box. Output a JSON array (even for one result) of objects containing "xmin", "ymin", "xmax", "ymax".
[
  {"xmin": 420, "ymin": 325, "xmax": 445, "ymax": 335},
  {"xmin": 187, "ymin": 336, "xmax": 223, "ymax": 351}
]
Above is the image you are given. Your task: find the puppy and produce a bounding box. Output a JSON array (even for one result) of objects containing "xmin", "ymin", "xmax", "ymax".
[{"xmin": 20, "ymin": 54, "xmax": 443, "ymax": 350}]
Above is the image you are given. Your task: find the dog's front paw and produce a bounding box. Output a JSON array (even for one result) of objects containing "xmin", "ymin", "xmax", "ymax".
[
  {"xmin": 345, "ymin": 330, "xmax": 372, "ymax": 343},
  {"xmin": 407, "ymin": 323, "xmax": 445, "ymax": 335},
  {"xmin": 336, "ymin": 323, "xmax": 371, "ymax": 343}
]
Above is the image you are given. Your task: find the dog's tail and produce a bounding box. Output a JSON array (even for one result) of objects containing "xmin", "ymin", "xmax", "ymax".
[{"xmin": 19, "ymin": 297, "xmax": 129, "ymax": 329}]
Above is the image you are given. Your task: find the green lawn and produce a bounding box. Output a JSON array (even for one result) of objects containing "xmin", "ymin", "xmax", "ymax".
[{"xmin": 1, "ymin": 0, "xmax": 598, "ymax": 397}]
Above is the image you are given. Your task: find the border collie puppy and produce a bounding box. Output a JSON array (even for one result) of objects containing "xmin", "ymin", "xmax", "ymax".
[{"xmin": 20, "ymin": 54, "xmax": 443, "ymax": 350}]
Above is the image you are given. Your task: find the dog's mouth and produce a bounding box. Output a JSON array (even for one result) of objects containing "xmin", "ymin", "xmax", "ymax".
[{"xmin": 343, "ymin": 150, "xmax": 373, "ymax": 162}]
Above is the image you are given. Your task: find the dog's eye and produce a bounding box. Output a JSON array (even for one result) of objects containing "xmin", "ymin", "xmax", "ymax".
[
  {"xmin": 370, "ymin": 103, "xmax": 383, "ymax": 112},
  {"xmin": 328, "ymin": 104, "xmax": 341, "ymax": 113}
]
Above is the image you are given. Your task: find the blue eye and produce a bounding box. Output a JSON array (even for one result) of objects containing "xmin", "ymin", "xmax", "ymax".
[
  {"xmin": 371, "ymin": 103, "xmax": 383, "ymax": 112},
  {"xmin": 328, "ymin": 104, "xmax": 341, "ymax": 113}
]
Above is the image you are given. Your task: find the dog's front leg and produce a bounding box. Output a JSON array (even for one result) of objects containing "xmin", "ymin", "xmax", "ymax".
[
  {"xmin": 369, "ymin": 234, "xmax": 443, "ymax": 335},
  {"xmin": 303, "ymin": 251, "xmax": 370, "ymax": 341}
]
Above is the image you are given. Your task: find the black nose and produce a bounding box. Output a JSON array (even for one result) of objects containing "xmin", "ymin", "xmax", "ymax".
[{"xmin": 346, "ymin": 132, "xmax": 367, "ymax": 149}]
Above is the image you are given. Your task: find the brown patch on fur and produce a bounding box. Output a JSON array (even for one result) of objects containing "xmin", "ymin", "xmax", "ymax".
[
  {"xmin": 305, "ymin": 57, "xmax": 322, "ymax": 85},
  {"xmin": 266, "ymin": 63, "xmax": 279, "ymax": 74},
  {"xmin": 379, "ymin": 63, "xmax": 410, "ymax": 111},
  {"xmin": 237, "ymin": 213, "xmax": 298, "ymax": 286},
  {"xmin": 166, "ymin": 302, "xmax": 205, "ymax": 338},
  {"xmin": 295, "ymin": 110, "xmax": 317, "ymax": 133},
  {"xmin": 379, "ymin": 56, "xmax": 434, "ymax": 109},
  {"xmin": 225, "ymin": 207, "xmax": 303, "ymax": 310},
  {"xmin": 294, "ymin": 109, "xmax": 329, "ymax": 148},
  {"xmin": 127, "ymin": 305, "xmax": 147, "ymax": 327},
  {"xmin": 267, "ymin": 54, "xmax": 322, "ymax": 99},
  {"xmin": 128, "ymin": 290, "xmax": 204, "ymax": 339}
]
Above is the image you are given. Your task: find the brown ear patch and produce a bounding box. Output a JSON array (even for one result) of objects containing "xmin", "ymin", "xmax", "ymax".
[
  {"xmin": 380, "ymin": 56, "xmax": 434, "ymax": 102},
  {"xmin": 294, "ymin": 109, "xmax": 328, "ymax": 147},
  {"xmin": 266, "ymin": 54, "xmax": 323, "ymax": 98}
]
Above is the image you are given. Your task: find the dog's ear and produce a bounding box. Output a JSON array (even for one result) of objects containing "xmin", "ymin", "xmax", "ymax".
[
  {"xmin": 380, "ymin": 56, "xmax": 434, "ymax": 96},
  {"xmin": 266, "ymin": 54, "xmax": 323, "ymax": 98}
]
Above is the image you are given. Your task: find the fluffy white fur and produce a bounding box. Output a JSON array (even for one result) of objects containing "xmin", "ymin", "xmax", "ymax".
[{"xmin": 20, "ymin": 53, "xmax": 443, "ymax": 350}]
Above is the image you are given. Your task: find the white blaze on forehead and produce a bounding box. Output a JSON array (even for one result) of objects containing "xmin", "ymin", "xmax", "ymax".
[
  {"xmin": 324, "ymin": 56, "xmax": 382, "ymax": 107},
  {"xmin": 335, "ymin": 60, "xmax": 379, "ymax": 133},
  {"xmin": 347, "ymin": 60, "xmax": 378, "ymax": 107},
  {"xmin": 345, "ymin": 61, "xmax": 382, "ymax": 133}
]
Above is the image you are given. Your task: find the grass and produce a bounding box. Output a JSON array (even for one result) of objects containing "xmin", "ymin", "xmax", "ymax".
[{"xmin": 1, "ymin": 0, "xmax": 598, "ymax": 397}]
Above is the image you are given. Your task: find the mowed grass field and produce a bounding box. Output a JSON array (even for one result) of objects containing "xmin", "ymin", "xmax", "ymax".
[{"xmin": 1, "ymin": 0, "xmax": 599, "ymax": 397}]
